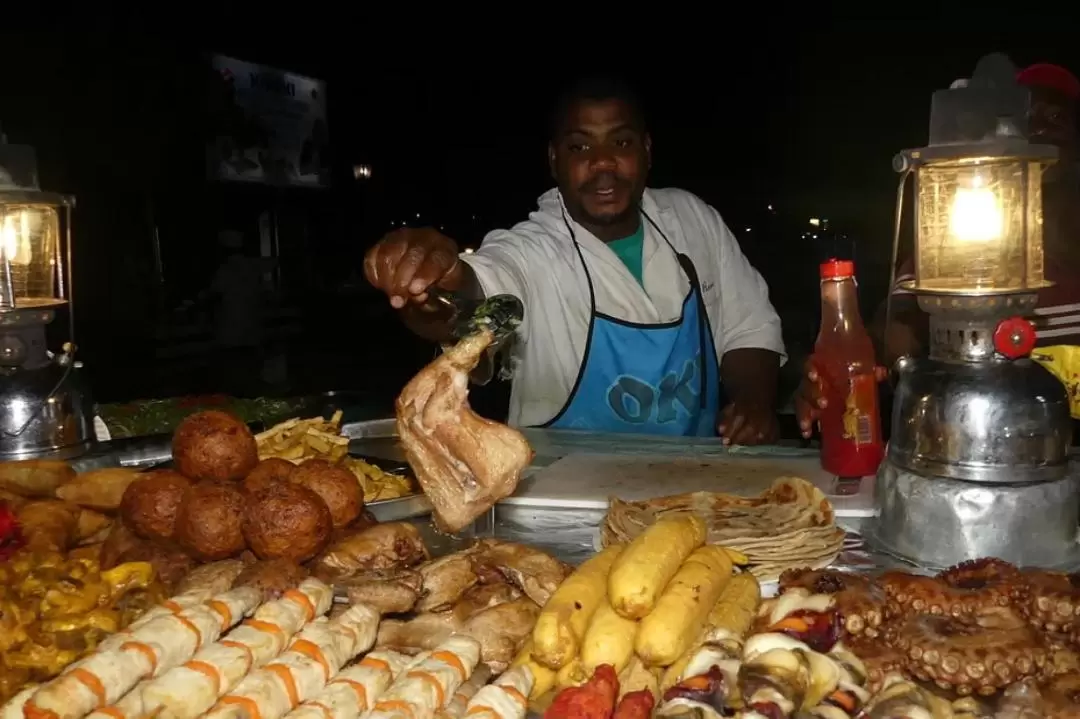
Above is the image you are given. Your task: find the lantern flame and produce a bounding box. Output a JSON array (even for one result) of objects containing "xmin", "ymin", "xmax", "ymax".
[
  {"xmin": 948, "ymin": 175, "xmax": 1004, "ymax": 243},
  {"xmin": 0, "ymin": 211, "xmax": 32, "ymax": 265}
]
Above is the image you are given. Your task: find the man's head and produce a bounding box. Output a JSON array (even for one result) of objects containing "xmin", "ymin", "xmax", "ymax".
[
  {"xmin": 548, "ymin": 75, "xmax": 651, "ymax": 241},
  {"xmin": 1018, "ymin": 63, "xmax": 1079, "ymax": 161},
  {"xmin": 218, "ymin": 229, "xmax": 244, "ymax": 252}
]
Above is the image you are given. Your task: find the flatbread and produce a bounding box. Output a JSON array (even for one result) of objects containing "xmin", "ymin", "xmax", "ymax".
[{"xmin": 601, "ymin": 476, "xmax": 843, "ymax": 582}]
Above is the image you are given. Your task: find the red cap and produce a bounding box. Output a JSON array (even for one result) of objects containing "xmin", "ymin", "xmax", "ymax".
[
  {"xmin": 820, "ymin": 258, "xmax": 855, "ymax": 279},
  {"xmin": 1017, "ymin": 63, "xmax": 1080, "ymax": 100}
]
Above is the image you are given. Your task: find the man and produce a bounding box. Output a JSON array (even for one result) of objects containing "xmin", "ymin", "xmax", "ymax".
[
  {"xmin": 198, "ymin": 229, "xmax": 277, "ymax": 395},
  {"xmin": 796, "ymin": 62, "xmax": 1080, "ymax": 436},
  {"xmin": 364, "ymin": 76, "xmax": 786, "ymax": 442}
]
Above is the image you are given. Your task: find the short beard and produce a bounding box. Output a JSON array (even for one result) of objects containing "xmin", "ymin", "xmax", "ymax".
[{"xmin": 579, "ymin": 203, "xmax": 638, "ymax": 227}]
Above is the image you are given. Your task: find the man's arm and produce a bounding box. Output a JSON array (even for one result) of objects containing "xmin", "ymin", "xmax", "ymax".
[
  {"xmin": 686, "ymin": 195, "xmax": 784, "ymax": 442},
  {"xmin": 698, "ymin": 200, "xmax": 786, "ymax": 398},
  {"xmin": 721, "ymin": 348, "xmax": 781, "ymax": 408}
]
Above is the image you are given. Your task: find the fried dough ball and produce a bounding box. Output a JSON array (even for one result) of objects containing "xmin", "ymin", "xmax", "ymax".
[
  {"xmin": 232, "ymin": 559, "xmax": 310, "ymax": 601},
  {"xmin": 172, "ymin": 410, "xmax": 258, "ymax": 482},
  {"xmin": 243, "ymin": 458, "xmax": 297, "ymax": 494},
  {"xmin": 290, "ymin": 459, "xmax": 363, "ymax": 529},
  {"xmin": 243, "ymin": 482, "xmax": 332, "ymax": 563},
  {"xmin": 174, "ymin": 482, "xmax": 247, "ymax": 561},
  {"xmin": 119, "ymin": 470, "xmax": 192, "ymax": 540}
]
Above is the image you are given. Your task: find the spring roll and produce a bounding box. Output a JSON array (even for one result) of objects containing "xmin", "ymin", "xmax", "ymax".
[
  {"xmin": 437, "ymin": 665, "xmax": 492, "ymax": 719},
  {"xmin": 1, "ymin": 685, "xmax": 38, "ymax": 719},
  {"xmin": 24, "ymin": 587, "xmax": 260, "ymax": 719},
  {"xmin": 206, "ymin": 603, "xmax": 380, "ymax": 719},
  {"xmin": 89, "ymin": 595, "xmax": 207, "ymax": 658},
  {"xmin": 91, "ymin": 581, "xmax": 334, "ymax": 719},
  {"xmin": 364, "ymin": 636, "xmax": 482, "ymax": 719},
  {"xmin": 284, "ymin": 651, "xmax": 413, "ymax": 719},
  {"xmin": 462, "ymin": 667, "xmax": 532, "ymax": 719},
  {"xmin": 102, "ymin": 585, "xmax": 225, "ymax": 642}
]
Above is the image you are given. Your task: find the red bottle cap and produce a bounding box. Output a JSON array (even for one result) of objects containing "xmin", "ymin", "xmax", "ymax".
[
  {"xmin": 820, "ymin": 258, "xmax": 855, "ymax": 279},
  {"xmin": 993, "ymin": 316, "xmax": 1037, "ymax": 358}
]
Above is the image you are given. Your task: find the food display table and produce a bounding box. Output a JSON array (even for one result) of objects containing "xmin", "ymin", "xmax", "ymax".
[
  {"xmin": 342, "ymin": 419, "xmax": 907, "ymax": 575},
  {"xmin": 78, "ymin": 415, "xmax": 919, "ymax": 576}
]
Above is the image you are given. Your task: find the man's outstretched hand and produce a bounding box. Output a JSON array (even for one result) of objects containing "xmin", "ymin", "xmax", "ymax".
[
  {"xmin": 718, "ymin": 399, "xmax": 779, "ymax": 446},
  {"xmin": 795, "ymin": 358, "xmax": 888, "ymax": 439}
]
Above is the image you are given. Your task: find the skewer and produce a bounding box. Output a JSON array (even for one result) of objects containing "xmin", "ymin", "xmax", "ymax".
[
  {"xmin": 86, "ymin": 579, "xmax": 334, "ymax": 719},
  {"xmin": 437, "ymin": 666, "xmax": 492, "ymax": 719},
  {"xmin": 0, "ymin": 686, "xmax": 37, "ymax": 719},
  {"xmin": 283, "ymin": 651, "xmax": 412, "ymax": 719},
  {"xmin": 204, "ymin": 603, "xmax": 380, "ymax": 719},
  {"xmin": 361, "ymin": 637, "xmax": 482, "ymax": 719},
  {"xmin": 24, "ymin": 587, "xmax": 261, "ymax": 719},
  {"xmin": 462, "ymin": 667, "xmax": 532, "ymax": 719}
]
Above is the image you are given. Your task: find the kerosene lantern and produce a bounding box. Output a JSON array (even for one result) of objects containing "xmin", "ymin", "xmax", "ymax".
[
  {"xmin": 867, "ymin": 53, "xmax": 1080, "ymax": 570},
  {"xmin": 0, "ymin": 138, "xmax": 94, "ymax": 459}
]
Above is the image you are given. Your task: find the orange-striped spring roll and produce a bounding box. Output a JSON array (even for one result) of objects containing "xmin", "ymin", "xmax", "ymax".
[
  {"xmin": 283, "ymin": 651, "xmax": 412, "ymax": 719},
  {"xmin": 24, "ymin": 587, "xmax": 260, "ymax": 719},
  {"xmin": 437, "ymin": 666, "xmax": 492, "ymax": 719},
  {"xmin": 204, "ymin": 604, "xmax": 379, "ymax": 719},
  {"xmin": 95, "ymin": 581, "xmax": 333, "ymax": 719},
  {"xmin": 365, "ymin": 637, "xmax": 482, "ymax": 719},
  {"xmin": 463, "ymin": 667, "xmax": 532, "ymax": 719}
]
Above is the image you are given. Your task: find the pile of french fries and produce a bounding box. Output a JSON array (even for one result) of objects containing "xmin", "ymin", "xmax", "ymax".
[
  {"xmin": 255, "ymin": 412, "xmax": 413, "ymax": 502},
  {"xmin": 255, "ymin": 412, "xmax": 351, "ymax": 462}
]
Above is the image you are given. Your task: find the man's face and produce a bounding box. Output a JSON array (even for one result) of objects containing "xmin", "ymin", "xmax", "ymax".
[
  {"xmin": 548, "ymin": 99, "xmax": 651, "ymax": 236},
  {"xmin": 1029, "ymin": 86, "xmax": 1078, "ymax": 154}
]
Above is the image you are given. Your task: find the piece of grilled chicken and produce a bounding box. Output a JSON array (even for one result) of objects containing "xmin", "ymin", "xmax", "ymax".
[
  {"xmin": 376, "ymin": 583, "xmax": 539, "ymax": 671},
  {"xmin": 396, "ymin": 328, "xmax": 533, "ymax": 532}
]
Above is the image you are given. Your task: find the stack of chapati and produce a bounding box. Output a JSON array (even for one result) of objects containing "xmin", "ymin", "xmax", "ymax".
[{"xmin": 600, "ymin": 476, "xmax": 845, "ymax": 582}]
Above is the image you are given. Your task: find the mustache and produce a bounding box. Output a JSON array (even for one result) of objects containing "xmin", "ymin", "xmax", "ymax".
[{"xmin": 579, "ymin": 173, "xmax": 631, "ymax": 194}]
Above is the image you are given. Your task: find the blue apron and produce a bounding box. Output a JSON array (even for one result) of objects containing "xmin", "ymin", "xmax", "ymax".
[{"xmin": 538, "ymin": 211, "xmax": 723, "ymax": 436}]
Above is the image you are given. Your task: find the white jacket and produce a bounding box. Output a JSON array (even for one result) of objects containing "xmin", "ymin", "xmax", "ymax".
[{"xmin": 461, "ymin": 187, "xmax": 785, "ymax": 427}]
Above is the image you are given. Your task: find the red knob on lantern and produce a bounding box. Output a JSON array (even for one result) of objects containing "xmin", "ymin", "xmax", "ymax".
[{"xmin": 993, "ymin": 317, "xmax": 1037, "ymax": 359}]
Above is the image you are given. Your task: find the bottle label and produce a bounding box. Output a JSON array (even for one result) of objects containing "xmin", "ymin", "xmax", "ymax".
[{"xmin": 840, "ymin": 373, "xmax": 879, "ymax": 446}]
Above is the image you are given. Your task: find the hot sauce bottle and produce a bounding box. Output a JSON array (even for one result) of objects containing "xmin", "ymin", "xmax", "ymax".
[{"xmin": 815, "ymin": 259, "xmax": 884, "ymax": 478}]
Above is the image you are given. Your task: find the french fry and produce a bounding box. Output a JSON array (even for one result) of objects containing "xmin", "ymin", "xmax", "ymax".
[{"xmin": 255, "ymin": 412, "xmax": 413, "ymax": 503}]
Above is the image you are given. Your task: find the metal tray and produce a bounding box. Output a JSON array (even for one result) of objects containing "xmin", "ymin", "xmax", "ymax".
[
  {"xmin": 341, "ymin": 418, "xmax": 432, "ymax": 521},
  {"xmin": 78, "ymin": 417, "xmax": 431, "ymax": 522},
  {"xmin": 343, "ymin": 419, "xmax": 404, "ymax": 463},
  {"xmin": 366, "ymin": 493, "xmax": 432, "ymax": 522}
]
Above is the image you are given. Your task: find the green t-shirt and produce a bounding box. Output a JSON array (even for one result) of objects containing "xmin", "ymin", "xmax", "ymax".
[{"xmin": 607, "ymin": 224, "xmax": 645, "ymax": 286}]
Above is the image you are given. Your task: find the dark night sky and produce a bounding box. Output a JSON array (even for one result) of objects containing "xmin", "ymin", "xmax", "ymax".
[
  {"xmin": 0, "ymin": 16, "xmax": 1075, "ymax": 399},
  {"xmin": 2, "ymin": 20, "xmax": 1072, "ymax": 241}
]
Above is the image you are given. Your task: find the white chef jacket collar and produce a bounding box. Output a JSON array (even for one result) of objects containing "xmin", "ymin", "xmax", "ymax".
[
  {"xmin": 535, "ymin": 188, "xmax": 687, "ymax": 321},
  {"xmin": 535, "ymin": 187, "xmax": 675, "ymax": 246}
]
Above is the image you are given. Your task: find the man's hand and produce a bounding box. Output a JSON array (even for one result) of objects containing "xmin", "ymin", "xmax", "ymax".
[
  {"xmin": 795, "ymin": 358, "xmax": 888, "ymax": 438},
  {"xmin": 363, "ymin": 227, "xmax": 462, "ymax": 308},
  {"xmin": 717, "ymin": 399, "xmax": 779, "ymax": 446},
  {"xmin": 717, "ymin": 348, "xmax": 781, "ymax": 446}
]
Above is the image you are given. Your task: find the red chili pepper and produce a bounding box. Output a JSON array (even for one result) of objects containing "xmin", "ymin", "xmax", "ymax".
[
  {"xmin": 0, "ymin": 501, "xmax": 25, "ymax": 561},
  {"xmin": 612, "ymin": 690, "xmax": 654, "ymax": 719},
  {"xmin": 545, "ymin": 665, "xmax": 619, "ymax": 719}
]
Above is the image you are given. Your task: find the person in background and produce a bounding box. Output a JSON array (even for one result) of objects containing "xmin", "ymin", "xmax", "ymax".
[
  {"xmin": 200, "ymin": 229, "xmax": 277, "ymax": 395},
  {"xmin": 796, "ymin": 62, "xmax": 1080, "ymax": 437},
  {"xmin": 364, "ymin": 75, "xmax": 786, "ymax": 442}
]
